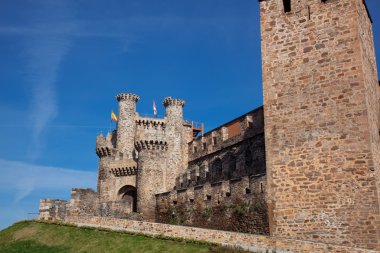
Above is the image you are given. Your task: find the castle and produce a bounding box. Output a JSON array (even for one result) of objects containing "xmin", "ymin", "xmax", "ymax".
[{"xmin": 39, "ymin": 0, "xmax": 380, "ymax": 251}]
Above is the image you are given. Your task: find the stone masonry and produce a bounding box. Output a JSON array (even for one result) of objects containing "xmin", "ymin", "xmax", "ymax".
[
  {"xmin": 155, "ymin": 107, "xmax": 269, "ymax": 234},
  {"xmin": 38, "ymin": 0, "xmax": 380, "ymax": 251},
  {"xmin": 261, "ymin": 0, "xmax": 380, "ymax": 250}
]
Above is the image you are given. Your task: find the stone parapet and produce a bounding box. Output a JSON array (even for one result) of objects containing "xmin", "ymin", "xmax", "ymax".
[
  {"xmin": 96, "ymin": 146, "xmax": 112, "ymax": 157},
  {"xmin": 109, "ymin": 166, "xmax": 137, "ymax": 177},
  {"xmin": 189, "ymin": 107, "xmax": 264, "ymax": 162},
  {"xmin": 156, "ymin": 175, "xmax": 268, "ymax": 234},
  {"xmin": 163, "ymin": 97, "xmax": 185, "ymax": 107},
  {"xmin": 116, "ymin": 93, "xmax": 140, "ymax": 102},
  {"xmin": 66, "ymin": 215, "xmax": 380, "ymax": 253},
  {"xmin": 135, "ymin": 140, "xmax": 168, "ymax": 151},
  {"xmin": 39, "ymin": 199, "xmax": 69, "ymax": 221},
  {"xmin": 135, "ymin": 117, "xmax": 166, "ymax": 129}
]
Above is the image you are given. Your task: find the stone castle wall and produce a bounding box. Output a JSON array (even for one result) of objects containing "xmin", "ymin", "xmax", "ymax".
[
  {"xmin": 156, "ymin": 175, "xmax": 268, "ymax": 234},
  {"xmin": 260, "ymin": 0, "xmax": 380, "ymax": 249},
  {"xmin": 69, "ymin": 188, "xmax": 98, "ymax": 216},
  {"xmin": 155, "ymin": 107, "xmax": 268, "ymax": 234},
  {"xmin": 66, "ymin": 215, "xmax": 380, "ymax": 253},
  {"xmin": 38, "ymin": 199, "xmax": 68, "ymax": 221},
  {"xmin": 186, "ymin": 107, "xmax": 265, "ymax": 186}
]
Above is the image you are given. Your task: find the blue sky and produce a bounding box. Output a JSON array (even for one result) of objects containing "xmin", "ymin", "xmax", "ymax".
[{"xmin": 0, "ymin": 0, "xmax": 379, "ymax": 230}]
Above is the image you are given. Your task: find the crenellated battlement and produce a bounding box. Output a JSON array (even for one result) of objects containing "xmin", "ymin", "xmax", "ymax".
[
  {"xmin": 135, "ymin": 118, "xmax": 166, "ymax": 129},
  {"xmin": 135, "ymin": 140, "xmax": 168, "ymax": 151},
  {"xmin": 189, "ymin": 107, "xmax": 264, "ymax": 162},
  {"xmin": 163, "ymin": 97, "xmax": 185, "ymax": 107},
  {"xmin": 96, "ymin": 146, "xmax": 112, "ymax": 157},
  {"xmin": 96, "ymin": 132, "xmax": 116, "ymax": 158},
  {"xmin": 110, "ymin": 166, "xmax": 137, "ymax": 177},
  {"xmin": 116, "ymin": 93, "xmax": 140, "ymax": 102}
]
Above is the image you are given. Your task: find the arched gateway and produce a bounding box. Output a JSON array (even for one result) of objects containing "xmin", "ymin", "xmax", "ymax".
[{"xmin": 118, "ymin": 185, "xmax": 137, "ymax": 212}]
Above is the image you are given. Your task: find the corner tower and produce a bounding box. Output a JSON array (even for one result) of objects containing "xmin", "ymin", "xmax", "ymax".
[{"xmin": 260, "ymin": 0, "xmax": 380, "ymax": 250}]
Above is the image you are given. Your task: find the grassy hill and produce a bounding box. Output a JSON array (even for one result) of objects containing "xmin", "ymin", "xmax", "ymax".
[{"xmin": 0, "ymin": 220, "xmax": 250, "ymax": 253}]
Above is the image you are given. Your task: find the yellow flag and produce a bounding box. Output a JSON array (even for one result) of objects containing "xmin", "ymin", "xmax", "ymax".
[{"xmin": 111, "ymin": 110, "xmax": 118, "ymax": 122}]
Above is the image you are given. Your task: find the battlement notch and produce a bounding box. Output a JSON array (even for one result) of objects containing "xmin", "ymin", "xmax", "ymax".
[
  {"xmin": 135, "ymin": 140, "xmax": 168, "ymax": 151},
  {"xmin": 163, "ymin": 97, "xmax": 185, "ymax": 107},
  {"xmin": 116, "ymin": 93, "xmax": 140, "ymax": 102}
]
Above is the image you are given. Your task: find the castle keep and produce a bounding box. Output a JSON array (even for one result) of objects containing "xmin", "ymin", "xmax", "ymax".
[{"xmin": 39, "ymin": 0, "xmax": 380, "ymax": 251}]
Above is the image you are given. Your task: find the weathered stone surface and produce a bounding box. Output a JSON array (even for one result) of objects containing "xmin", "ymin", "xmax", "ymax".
[
  {"xmin": 260, "ymin": 0, "xmax": 380, "ymax": 250},
  {"xmin": 67, "ymin": 215, "xmax": 380, "ymax": 253},
  {"xmin": 39, "ymin": 199, "xmax": 68, "ymax": 221}
]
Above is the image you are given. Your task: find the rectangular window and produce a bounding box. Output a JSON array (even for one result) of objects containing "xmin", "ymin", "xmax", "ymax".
[
  {"xmin": 203, "ymin": 142, "xmax": 207, "ymax": 150},
  {"xmin": 283, "ymin": 0, "xmax": 291, "ymax": 13},
  {"xmin": 213, "ymin": 137, "xmax": 217, "ymax": 145}
]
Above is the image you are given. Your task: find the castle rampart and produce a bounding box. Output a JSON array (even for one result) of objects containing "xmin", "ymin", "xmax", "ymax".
[
  {"xmin": 39, "ymin": 199, "xmax": 69, "ymax": 221},
  {"xmin": 155, "ymin": 107, "xmax": 268, "ymax": 233}
]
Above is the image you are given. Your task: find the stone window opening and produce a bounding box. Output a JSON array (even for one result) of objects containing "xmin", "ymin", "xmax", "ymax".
[
  {"xmin": 203, "ymin": 142, "xmax": 207, "ymax": 150},
  {"xmin": 213, "ymin": 137, "xmax": 217, "ymax": 146},
  {"xmin": 173, "ymin": 200, "xmax": 177, "ymax": 205},
  {"xmin": 321, "ymin": 0, "xmax": 327, "ymax": 3},
  {"xmin": 260, "ymin": 183, "xmax": 264, "ymax": 193},
  {"xmin": 226, "ymin": 192, "xmax": 231, "ymax": 197},
  {"xmin": 245, "ymin": 148, "xmax": 253, "ymax": 168},
  {"xmin": 283, "ymin": 0, "xmax": 291, "ymax": 13},
  {"xmin": 189, "ymin": 198, "xmax": 194, "ymax": 203},
  {"xmin": 245, "ymin": 188, "xmax": 251, "ymax": 194},
  {"xmin": 207, "ymin": 195, "xmax": 211, "ymax": 200},
  {"xmin": 211, "ymin": 158, "xmax": 222, "ymax": 183},
  {"xmin": 194, "ymin": 146, "xmax": 197, "ymax": 153}
]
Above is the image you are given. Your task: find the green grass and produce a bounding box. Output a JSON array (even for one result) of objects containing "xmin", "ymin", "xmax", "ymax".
[{"xmin": 0, "ymin": 221, "xmax": 251, "ymax": 253}]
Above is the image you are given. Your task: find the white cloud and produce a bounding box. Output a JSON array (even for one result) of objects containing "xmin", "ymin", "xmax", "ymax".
[
  {"xmin": 0, "ymin": 158, "xmax": 97, "ymax": 203},
  {"xmin": 22, "ymin": 1, "xmax": 76, "ymax": 160}
]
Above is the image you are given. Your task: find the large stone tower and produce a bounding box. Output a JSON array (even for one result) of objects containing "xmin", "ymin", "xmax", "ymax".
[
  {"xmin": 96, "ymin": 93, "xmax": 139, "ymax": 203},
  {"xmin": 260, "ymin": 0, "xmax": 380, "ymax": 250},
  {"xmin": 116, "ymin": 93, "xmax": 140, "ymax": 159},
  {"xmin": 163, "ymin": 97, "xmax": 191, "ymax": 191}
]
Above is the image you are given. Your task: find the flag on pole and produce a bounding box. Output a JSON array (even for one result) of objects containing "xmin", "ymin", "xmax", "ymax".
[
  {"xmin": 153, "ymin": 100, "xmax": 157, "ymax": 117},
  {"xmin": 111, "ymin": 110, "xmax": 118, "ymax": 122}
]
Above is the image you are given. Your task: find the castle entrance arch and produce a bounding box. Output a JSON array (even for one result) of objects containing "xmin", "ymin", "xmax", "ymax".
[{"xmin": 118, "ymin": 185, "xmax": 137, "ymax": 212}]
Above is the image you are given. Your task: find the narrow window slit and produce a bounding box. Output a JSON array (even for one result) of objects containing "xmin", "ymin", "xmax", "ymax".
[{"xmin": 283, "ymin": 0, "xmax": 291, "ymax": 13}]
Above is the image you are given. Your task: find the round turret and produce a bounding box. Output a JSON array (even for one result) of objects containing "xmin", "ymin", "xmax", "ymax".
[{"xmin": 115, "ymin": 93, "xmax": 140, "ymax": 158}]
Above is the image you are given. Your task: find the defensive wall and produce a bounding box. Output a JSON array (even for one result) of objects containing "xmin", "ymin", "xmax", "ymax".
[
  {"xmin": 155, "ymin": 107, "xmax": 269, "ymax": 234},
  {"xmin": 66, "ymin": 215, "xmax": 380, "ymax": 253},
  {"xmin": 39, "ymin": 199, "xmax": 68, "ymax": 221}
]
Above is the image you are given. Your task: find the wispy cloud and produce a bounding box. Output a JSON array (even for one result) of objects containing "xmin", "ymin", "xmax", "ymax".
[
  {"xmin": 22, "ymin": 2, "xmax": 76, "ymax": 160},
  {"xmin": 0, "ymin": 158, "xmax": 97, "ymax": 203}
]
